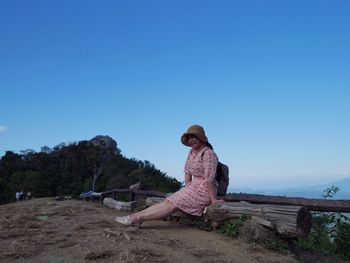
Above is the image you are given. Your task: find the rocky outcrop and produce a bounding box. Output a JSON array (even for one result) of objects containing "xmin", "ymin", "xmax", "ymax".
[{"xmin": 89, "ymin": 135, "xmax": 117, "ymax": 150}]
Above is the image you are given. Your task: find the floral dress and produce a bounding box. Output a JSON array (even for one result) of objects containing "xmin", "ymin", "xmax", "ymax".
[{"xmin": 167, "ymin": 147, "xmax": 218, "ymax": 216}]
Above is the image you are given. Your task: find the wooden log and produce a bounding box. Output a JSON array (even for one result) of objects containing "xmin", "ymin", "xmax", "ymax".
[
  {"xmin": 251, "ymin": 216, "xmax": 273, "ymax": 229},
  {"xmin": 103, "ymin": 197, "xmax": 137, "ymax": 212},
  {"xmin": 129, "ymin": 189, "xmax": 350, "ymax": 212},
  {"xmin": 224, "ymin": 193, "xmax": 350, "ymax": 212},
  {"xmin": 100, "ymin": 188, "xmax": 350, "ymax": 212},
  {"xmin": 144, "ymin": 197, "xmax": 311, "ymax": 238},
  {"xmin": 132, "ymin": 189, "xmax": 167, "ymax": 198},
  {"xmin": 204, "ymin": 202, "xmax": 312, "ymax": 238},
  {"xmin": 145, "ymin": 197, "xmax": 273, "ymax": 225}
]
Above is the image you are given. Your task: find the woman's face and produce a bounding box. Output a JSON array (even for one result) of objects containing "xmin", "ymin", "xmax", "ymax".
[{"xmin": 187, "ymin": 135, "xmax": 205, "ymax": 150}]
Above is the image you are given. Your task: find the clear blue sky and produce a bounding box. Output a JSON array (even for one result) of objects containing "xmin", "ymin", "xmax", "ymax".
[{"xmin": 1, "ymin": 0, "xmax": 349, "ymax": 190}]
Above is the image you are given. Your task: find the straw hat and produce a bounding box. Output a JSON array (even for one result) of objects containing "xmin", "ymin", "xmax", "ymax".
[{"xmin": 181, "ymin": 125, "xmax": 208, "ymax": 146}]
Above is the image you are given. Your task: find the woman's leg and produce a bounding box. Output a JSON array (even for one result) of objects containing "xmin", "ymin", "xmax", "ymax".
[{"xmin": 130, "ymin": 200, "xmax": 179, "ymax": 223}]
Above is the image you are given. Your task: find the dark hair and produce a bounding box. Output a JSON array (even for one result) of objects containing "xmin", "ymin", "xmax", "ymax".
[{"xmin": 206, "ymin": 142, "xmax": 213, "ymax": 150}]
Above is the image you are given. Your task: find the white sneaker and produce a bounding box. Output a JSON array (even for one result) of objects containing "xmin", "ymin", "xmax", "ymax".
[{"xmin": 115, "ymin": 215, "xmax": 132, "ymax": 225}]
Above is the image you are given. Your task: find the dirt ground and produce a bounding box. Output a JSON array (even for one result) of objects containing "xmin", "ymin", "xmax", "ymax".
[{"xmin": 0, "ymin": 198, "xmax": 348, "ymax": 263}]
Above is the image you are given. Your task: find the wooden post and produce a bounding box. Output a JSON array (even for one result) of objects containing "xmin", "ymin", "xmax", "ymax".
[{"xmin": 129, "ymin": 191, "xmax": 135, "ymax": 201}]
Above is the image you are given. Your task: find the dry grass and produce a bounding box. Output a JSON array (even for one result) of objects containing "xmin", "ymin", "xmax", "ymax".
[
  {"xmin": 57, "ymin": 240, "xmax": 77, "ymax": 248},
  {"xmin": 47, "ymin": 206, "xmax": 76, "ymax": 216},
  {"xmin": 74, "ymin": 224, "xmax": 87, "ymax": 231},
  {"xmin": 81, "ymin": 218, "xmax": 112, "ymax": 229},
  {"xmin": 91, "ymin": 219, "xmax": 111, "ymax": 227},
  {"xmin": 0, "ymin": 237, "xmax": 40, "ymax": 260},
  {"xmin": 84, "ymin": 249, "xmax": 115, "ymax": 260},
  {"xmin": 189, "ymin": 247, "xmax": 220, "ymax": 258},
  {"xmin": 2, "ymin": 198, "xmax": 340, "ymax": 263},
  {"xmin": 119, "ymin": 251, "xmax": 138, "ymax": 263},
  {"xmin": 127, "ymin": 248, "xmax": 165, "ymax": 263},
  {"xmin": 82, "ymin": 206, "xmax": 97, "ymax": 212}
]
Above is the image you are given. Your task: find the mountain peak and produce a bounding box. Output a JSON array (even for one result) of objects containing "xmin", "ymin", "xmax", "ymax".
[{"xmin": 89, "ymin": 135, "xmax": 117, "ymax": 150}]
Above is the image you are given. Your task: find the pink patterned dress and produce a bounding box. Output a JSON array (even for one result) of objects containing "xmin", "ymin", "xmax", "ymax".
[{"xmin": 167, "ymin": 147, "xmax": 218, "ymax": 216}]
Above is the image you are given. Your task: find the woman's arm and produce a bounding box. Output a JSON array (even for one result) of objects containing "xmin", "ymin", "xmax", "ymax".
[
  {"xmin": 205, "ymin": 182, "xmax": 225, "ymax": 205},
  {"xmin": 205, "ymin": 181, "xmax": 217, "ymax": 202},
  {"xmin": 184, "ymin": 151, "xmax": 192, "ymax": 185},
  {"xmin": 185, "ymin": 172, "xmax": 192, "ymax": 185}
]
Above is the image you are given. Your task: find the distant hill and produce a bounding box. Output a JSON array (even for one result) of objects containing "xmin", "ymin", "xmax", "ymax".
[
  {"xmin": 0, "ymin": 136, "xmax": 181, "ymax": 204},
  {"xmin": 230, "ymin": 177, "xmax": 350, "ymax": 199}
]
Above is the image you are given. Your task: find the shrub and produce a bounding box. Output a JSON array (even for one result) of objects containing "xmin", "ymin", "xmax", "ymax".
[
  {"xmin": 298, "ymin": 186, "xmax": 350, "ymax": 260},
  {"xmin": 217, "ymin": 215, "xmax": 249, "ymax": 237}
]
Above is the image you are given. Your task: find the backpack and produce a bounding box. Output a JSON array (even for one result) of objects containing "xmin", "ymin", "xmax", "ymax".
[
  {"xmin": 202, "ymin": 149, "xmax": 229, "ymax": 196},
  {"xmin": 215, "ymin": 162, "xmax": 229, "ymax": 196}
]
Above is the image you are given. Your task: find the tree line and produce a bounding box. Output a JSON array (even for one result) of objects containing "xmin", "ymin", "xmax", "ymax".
[{"xmin": 0, "ymin": 136, "xmax": 181, "ymax": 204}]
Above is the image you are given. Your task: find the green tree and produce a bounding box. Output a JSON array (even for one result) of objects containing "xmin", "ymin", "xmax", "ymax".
[
  {"xmin": 0, "ymin": 136, "xmax": 181, "ymax": 202},
  {"xmin": 299, "ymin": 186, "xmax": 350, "ymax": 260}
]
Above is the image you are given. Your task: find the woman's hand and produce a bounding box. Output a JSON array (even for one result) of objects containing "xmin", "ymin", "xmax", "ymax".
[{"xmin": 211, "ymin": 199, "xmax": 225, "ymax": 206}]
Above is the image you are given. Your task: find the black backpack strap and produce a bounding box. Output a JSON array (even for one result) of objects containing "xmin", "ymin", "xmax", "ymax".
[
  {"xmin": 216, "ymin": 162, "xmax": 223, "ymax": 180},
  {"xmin": 201, "ymin": 148, "xmax": 221, "ymax": 181}
]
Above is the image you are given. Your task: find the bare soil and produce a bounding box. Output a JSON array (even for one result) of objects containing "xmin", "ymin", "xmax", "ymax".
[{"xmin": 0, "ymin": 198, "xmax": 348, "ymax": 263}]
